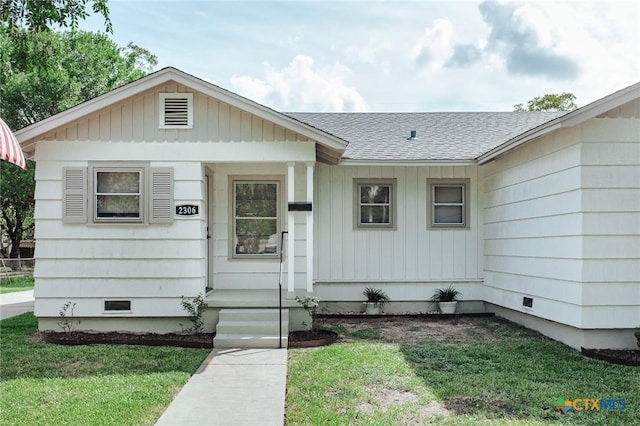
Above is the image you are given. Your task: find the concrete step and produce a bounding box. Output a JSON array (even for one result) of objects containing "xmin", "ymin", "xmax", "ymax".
[
  {"xmin": 214, "ymin": 308, "xmax": 289, "ymax": 349},
  {"xmin": 216, "ymin": 320, "xmax": 289, "ymax": 335},
  {"xmin": 219, "ymin": 308, "xmax": 288, "ymax": 322},
  {"xmin": 213, "ymin": 334, "xmax": 288, "ymax": 349}
]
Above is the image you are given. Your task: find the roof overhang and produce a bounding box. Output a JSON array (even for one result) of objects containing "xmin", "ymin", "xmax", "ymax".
[
  {"xmin": 477, "ymin": 81, "xmax": 640, "ymax": 165},
  {"xmin": 16, "ymin": 67, "xmax": 347, "ymax": 163},
  {"xmin": 339, "ymin": 159, "xmax": 477, "ymax": 166}
]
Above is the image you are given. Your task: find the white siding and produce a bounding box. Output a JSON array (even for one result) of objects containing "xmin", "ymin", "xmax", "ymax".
[
  {"xmin": 31, "ymin": 84, "xmax": 317, "ymax": 321},
  {"xmin": 482, "ymin": 108, "xmax": 640, "ymax": 330},
  {"xmin": 314, "ymin": 164, "xmax": 483, "ymax": 285},
  {"xmin": 37, "ymin": 83, "xmax": 310, "ymax": 144},
  {"xmin": 580, "ymin": 114, "xmax": 640, "ymax": 328},
  {"xmin": 33, "ymin": 154, "xmax": 206, "ymax": 318},
  {"xmin": 209, "ymin": 163, "xmax": 309, "ymax": 290},
  {"xmin": 481, "ymin": 125, "xmax": 584, "ymax": 326}
]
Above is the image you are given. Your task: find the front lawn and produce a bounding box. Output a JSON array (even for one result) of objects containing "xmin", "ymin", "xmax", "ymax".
[
  {"xmin": 0, "ymin": 313, "xmax": 210, "ymax": 425},
  {"xmin": 0, "ymin": 276, "xmax": 34, "ymax": 294},
  {"xmin": 287, "ymin": 317, "xmax": 639, "ymax": 425}
]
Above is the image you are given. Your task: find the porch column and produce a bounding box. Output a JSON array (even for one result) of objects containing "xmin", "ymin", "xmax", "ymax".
[
  {"xmin": 287, "ymin": 162, "xmax": 295, "ymax": 296},
  {"xmin": 306, "ymin": 162, "xmax": 314, "ymax": 293}
]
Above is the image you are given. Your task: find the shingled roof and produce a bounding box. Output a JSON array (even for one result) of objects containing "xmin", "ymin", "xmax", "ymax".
[{"xmin": 286, "ymin": 112, "xmax": 566, "ymax": 161}]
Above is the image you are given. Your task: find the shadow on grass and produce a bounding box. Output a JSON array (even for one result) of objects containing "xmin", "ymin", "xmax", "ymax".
[
  {"xmin": 1, "ymin": 313, "xmax": 210, "ymax": 381},
  {"xmin": 397, "ymin": 320, "xmax": 640, "ymax": 425}
]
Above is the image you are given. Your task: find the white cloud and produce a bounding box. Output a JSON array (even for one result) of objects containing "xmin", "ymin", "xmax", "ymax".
[
  {"xmin": 411, "ymin": 18, "xmax": 454, "ymax": 73},
  {"xmin": 344, "ymin": 35, "xmax": 393, "ymax": 65},
  {"xmin": 230, "ymin": 55, "xmax": 369, "ymax": 112}
]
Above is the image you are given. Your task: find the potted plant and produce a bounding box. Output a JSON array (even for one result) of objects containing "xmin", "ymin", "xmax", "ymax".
[
  {"xmin": 362, "ymin": 287, "xmax": 390, "ymax": 315},
  {"xmin": 429, "ymin": 285, "xmax": 461, "ymax": 314}
]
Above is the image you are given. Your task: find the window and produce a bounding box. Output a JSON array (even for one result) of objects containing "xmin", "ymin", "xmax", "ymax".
[
  {"xmin": 354, "ymin": 179, "xmax": 396, "ymax": 229},
  {"xmin": 159, "ymin": 93, "xmax": 194, "ymax": 129},
  {"xmin": 93, "ymin": 166, "xmax": 144, "ymax": 222},
  {"xmin": 232, "ymin": 179, "xmax": 281, "ymax": 257},
  {"xmin": 63, "ymin": 164, "xmax": 174, "ymax": 225},
  {"xmin": 427, "ymin": 179, "xmax": 470, "ymax": 228},
  {"xmin": 95, "ymin": 169, "xmax": 143, "ymax": 221}
]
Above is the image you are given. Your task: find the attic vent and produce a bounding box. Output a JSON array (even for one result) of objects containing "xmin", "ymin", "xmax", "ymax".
[
  {"xmin": 159, "ymin": 93, "xmax": 193, "ymax": 129},
  {"xmin": 407, "ymin": 130, "xmax": 417, "ymax": 140}
]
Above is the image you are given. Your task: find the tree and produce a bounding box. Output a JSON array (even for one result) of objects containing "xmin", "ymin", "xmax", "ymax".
[
  {"xmin": 0, "ymin": 0, "xmax": 112, "ymax": 33},
  {"xmin": 1, "ymin": 160, "xmax": 35, "ymax": 258},
  {"xmin": 514, "ymin": 92, "xmax": 578, "ymax": 112},
  {"xmin": 0, "ymin": 27, "xmax": 157, "ymax": 257}
]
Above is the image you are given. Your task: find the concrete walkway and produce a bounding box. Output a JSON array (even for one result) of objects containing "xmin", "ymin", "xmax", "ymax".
[
  {"xmin": 0, "ymin": 291, "xmax": 288, "ymax": 425},
  {"xmin": 0, "ymin": 290, "xmax": 34, "ymax": 320},
  {"xmin": 155, "ymin": 347, "xmax": 287, "ymax": 426}
]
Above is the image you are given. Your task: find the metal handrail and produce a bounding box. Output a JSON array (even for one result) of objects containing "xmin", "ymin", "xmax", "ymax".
[{"xmin": 277, "ymin": 231, "xmax": 288, "ymax": 349}]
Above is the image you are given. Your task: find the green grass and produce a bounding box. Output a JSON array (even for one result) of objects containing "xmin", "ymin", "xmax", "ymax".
[
  {"xmin": 287, "ymin": 320, "xmax": 639, "ymax": 425},
  {"xmin": 0, "ymin": 275, "xmax": 34, "ymax": 294},
  {"xmin": 0, "ymin": 313, "xmax": 210, "ymax": 425}
]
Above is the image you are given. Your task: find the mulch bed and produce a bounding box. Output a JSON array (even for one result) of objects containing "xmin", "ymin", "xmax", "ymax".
[
  {"xmin": 288, "ymin": 329, "xmax": 338, "ymax": 348},
  {"xmin": 37, "ymin": 329, "xmax": 338, "ymax": 349},
  {"xmin": 581, "ymin": 348, "xmax": 640, "ymax": 367},
  {"xmin": 37, "ymin": 331, "xmax": 215, "ymax": 349}
]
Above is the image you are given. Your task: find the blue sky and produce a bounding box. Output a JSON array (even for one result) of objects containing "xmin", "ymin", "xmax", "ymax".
[{"xmin": 81, "ymin": 0, "xmax": 640, "ymax": 112}]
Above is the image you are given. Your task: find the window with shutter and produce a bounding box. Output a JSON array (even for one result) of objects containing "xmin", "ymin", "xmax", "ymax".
[
  {"xmin": 63, "ymin": 167, "xmax": 87, "ymax": 223},
  {"xmin": 80, "ymin": 163, "xmax": 174, "ymax": 225},
  {"xmin": 159, "ymin": 93, "xmax": 193, "ymax": 129}
]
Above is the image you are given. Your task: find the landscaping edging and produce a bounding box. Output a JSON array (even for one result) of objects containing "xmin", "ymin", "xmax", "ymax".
[
  {"xmin": 288, "ymin": 330, "xmax": 338, "ymax": 348},
  {"xmin": 581, "ymin": 347, "xmax": 640, "ymax": 367},
  {"xmin": 317, "ymin": 312, "xmax": 495, "ymax": 319}
]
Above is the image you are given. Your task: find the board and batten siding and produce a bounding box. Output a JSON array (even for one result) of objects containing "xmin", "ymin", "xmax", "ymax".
[
  {"xmin": 314, "ymin": 164, "xmax": 483, "ymax": 302},
  {"xmin": 209, "ymin": 162, "xmax": 311, "ymax": 290},
  {"xmin": 482, "ymin": 109, "xmax": 640, "ymax": 330},
  {"xmin": 35, "ymin": 82, "xmax": 310, "ymax": 144}
]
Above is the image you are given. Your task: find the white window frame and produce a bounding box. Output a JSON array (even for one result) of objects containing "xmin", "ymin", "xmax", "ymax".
[
  {"xmin": 159, "ymin": 93, "xmax": 194, "ymax": 129},
  {"xmin": 427, "ymin": 179, "xmax": 470, "ymax": 229},
  {"xmin": 230, "ymin": 176, "xmax": 283, "ymax": 259},
  {"xmin": 354, "ymin": 178, "xmax": 397, "ymax": 229},
  {"xmin": 90, "ymin": 163, "xmax": 148, "ymax": 223}
]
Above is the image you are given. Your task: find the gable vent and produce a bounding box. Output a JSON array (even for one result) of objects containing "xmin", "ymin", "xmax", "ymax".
[{"xmin": 159, "ymin": 93, "xmax": 193, "ymax": 129}]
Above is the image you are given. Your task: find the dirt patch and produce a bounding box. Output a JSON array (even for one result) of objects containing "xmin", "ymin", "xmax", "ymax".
[{"xmin": 316, "ymin": 315, "xmax": 532, "ymax": 345}]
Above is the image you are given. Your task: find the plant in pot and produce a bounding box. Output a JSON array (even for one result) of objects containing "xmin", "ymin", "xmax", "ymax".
[
  {"xmin": 362, "ymin": 287, "xmax": 390, "ymax": 315},
  {"xmin": 429, "ymin": 285, "xmax": 461, "ymax": 314}
]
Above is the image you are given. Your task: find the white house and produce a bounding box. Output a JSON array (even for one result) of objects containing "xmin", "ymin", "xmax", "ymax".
[{"xmin": 16, "ymin": 68, "xmax": 639, "ymax": 349}]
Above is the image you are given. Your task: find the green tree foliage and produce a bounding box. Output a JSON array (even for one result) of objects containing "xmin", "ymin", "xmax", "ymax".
[
  {"xmin": 1, "ymin": 29, "xmax": 157, "ymax": 130},
  {"xmin": 1, "ymin": 160, "xmax": 35, "ymax": 258},
  {"xmin": 514, "ymin": 92, "xmax": 578, "ymax": 112},
  {"xmin": 0, "ymin": 27, "xmax": 156, "ymax": 257},
  {"xmin": 0, "ymin": 0, "xmax": 112, "ymax": 33}
]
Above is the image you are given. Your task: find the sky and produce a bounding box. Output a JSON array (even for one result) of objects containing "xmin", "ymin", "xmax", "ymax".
[{"xmin": 80, "ymin": 0, "xmax": 640, "ymax": 112}]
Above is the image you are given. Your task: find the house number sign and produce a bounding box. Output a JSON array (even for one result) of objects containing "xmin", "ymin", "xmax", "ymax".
[{"xmin": 175, "ymin": 205, "xmax": 199, "ymax": 216}]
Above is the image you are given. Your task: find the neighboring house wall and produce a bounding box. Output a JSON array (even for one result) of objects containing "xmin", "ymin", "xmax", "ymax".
[
  {"xmin": 314, "ymin": 164, "xmax": 484, "ymax": 305},
  {"xmin": 482, "ymin": 102, "xmax": 640, "ymax": 349}
]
